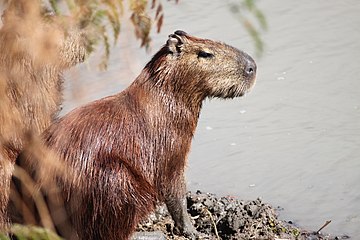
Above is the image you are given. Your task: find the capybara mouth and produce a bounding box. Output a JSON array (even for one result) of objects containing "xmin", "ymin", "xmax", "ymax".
[
  {"xmin": 240, "ymin": 57, "xmax": 257, "ymax": 97},
  {"xmin": 221, "ymin": 51, "xmax": 257, "ymax": 99}
]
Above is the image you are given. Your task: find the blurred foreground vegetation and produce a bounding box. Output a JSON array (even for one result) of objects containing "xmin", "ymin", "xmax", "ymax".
[{"xmin": 0, "ymin": 224, "xmax": 62, "ymax": 240}]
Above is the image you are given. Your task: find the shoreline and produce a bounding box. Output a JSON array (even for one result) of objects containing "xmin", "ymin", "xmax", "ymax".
[{"xmin": 136, "ymin": 191, "xmax": 349, "ymax": 240}]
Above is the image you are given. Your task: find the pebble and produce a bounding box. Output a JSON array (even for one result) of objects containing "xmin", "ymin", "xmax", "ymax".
[{"xmin": 131, "ymin": 232, "xmax": 166, "ymax": 240}]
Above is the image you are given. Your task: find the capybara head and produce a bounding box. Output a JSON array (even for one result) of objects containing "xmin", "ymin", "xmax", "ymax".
[
  {"xmin": 0, "ymin": 0, "xmax": 87, "ymax": 69},
  {"xmin": 146, "ymin": 30, "xmax": 257, "ymax": 101}
]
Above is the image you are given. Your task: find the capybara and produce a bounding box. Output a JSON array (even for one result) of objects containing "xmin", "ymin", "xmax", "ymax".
[
  {"xmin": 20, "ymin": 30, "xmax": 257, "ymax": 239},
  {"xmin": 0, "ymin": 0, "xmax": 86, "ymax": 230}
]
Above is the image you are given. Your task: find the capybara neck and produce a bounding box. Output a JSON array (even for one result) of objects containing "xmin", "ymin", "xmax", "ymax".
[
  {"xmin": 133, "ymin": 49, "xmax": 206, "ymax": 109},
  {"xmin": 127, "ymin": 60, "xmax": 204, "ymax": 135}
]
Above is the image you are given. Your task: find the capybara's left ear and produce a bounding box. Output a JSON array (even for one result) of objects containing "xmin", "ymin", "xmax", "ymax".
[{"xmin": 166, "ymin": 31, "xmax": 187, "ymax": 56}]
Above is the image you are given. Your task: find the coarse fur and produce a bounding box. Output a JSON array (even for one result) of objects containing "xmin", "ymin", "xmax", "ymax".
[
  {"xmin": 0, "ymin": 0, "xmax": 86, "ymax": 230},
  {"xmin": 19, "ymin": 30, "xmax": 256, "ymax": 239}
]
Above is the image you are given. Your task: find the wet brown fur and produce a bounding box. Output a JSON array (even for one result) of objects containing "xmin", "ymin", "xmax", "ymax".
[
  {"xmin": 0, "ymin": 0, "xmax": 86, "ymax": 230},
  {"xmin": 20, "ymin": 31, "xmax": 256, "ymax": 239}
]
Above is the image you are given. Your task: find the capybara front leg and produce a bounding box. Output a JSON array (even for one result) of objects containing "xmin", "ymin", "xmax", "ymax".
[{"xmin": 164, "ymin": 179, "xmax": 198, "ymax": 239}]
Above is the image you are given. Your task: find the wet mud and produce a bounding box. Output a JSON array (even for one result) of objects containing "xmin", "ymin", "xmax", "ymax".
[{"xmin": 136, "ymin": 191, "xmax": 349, "ymax": 240}]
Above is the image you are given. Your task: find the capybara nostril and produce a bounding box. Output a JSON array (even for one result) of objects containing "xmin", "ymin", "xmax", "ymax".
[{"xmin": 245, "ymin": 58, "xmax": 257, "ymax": 77}]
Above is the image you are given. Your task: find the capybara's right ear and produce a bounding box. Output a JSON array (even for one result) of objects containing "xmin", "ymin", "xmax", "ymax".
[{"xmin": 166, "ymin": 33, "xmax": 184, "ymax": 56}]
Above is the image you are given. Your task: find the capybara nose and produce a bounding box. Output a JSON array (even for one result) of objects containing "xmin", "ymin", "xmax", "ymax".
[{"xmin": 245, "ymin": 57, "xmax": 257, "ymax": 78}]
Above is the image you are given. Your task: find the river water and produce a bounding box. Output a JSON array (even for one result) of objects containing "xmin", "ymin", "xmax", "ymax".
[{"xmin": 60, "ymin": 0, "xmax": 360, "ymax": 237}]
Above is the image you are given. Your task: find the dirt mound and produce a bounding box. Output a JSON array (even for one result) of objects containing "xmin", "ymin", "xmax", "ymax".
[{"xmin": 136, "ymin": 191, "xmax": 349, "ymax": 240}]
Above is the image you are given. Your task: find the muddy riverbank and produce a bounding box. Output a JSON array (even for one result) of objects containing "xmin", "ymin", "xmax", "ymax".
[{"xmin": 136, "ymin": 191, "xmax": 349, "ymax": 240}]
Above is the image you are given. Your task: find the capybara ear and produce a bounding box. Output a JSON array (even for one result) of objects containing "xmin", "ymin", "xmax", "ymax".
[
  {"xmin": 166, "ymin": 30, "xmax": 187, "ymax": 55},
  {"xmin": 174, "ymin": 30, "xmax": 187, "ymax": 36}
]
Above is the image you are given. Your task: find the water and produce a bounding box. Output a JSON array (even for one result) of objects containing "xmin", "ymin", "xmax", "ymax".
[{"xmin": 60, "ymin": 0, "xmax": 360, "ymax": 237}]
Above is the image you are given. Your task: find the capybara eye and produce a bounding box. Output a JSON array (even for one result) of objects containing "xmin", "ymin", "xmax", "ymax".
[{"xmin": 197, "ymin": 51, "xmax": 214, "ymax": 59}]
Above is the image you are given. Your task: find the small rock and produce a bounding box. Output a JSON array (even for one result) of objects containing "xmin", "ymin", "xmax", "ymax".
[{"xmin": 131, "ymin": 231, "xmax": 166, "ymax": 240}]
